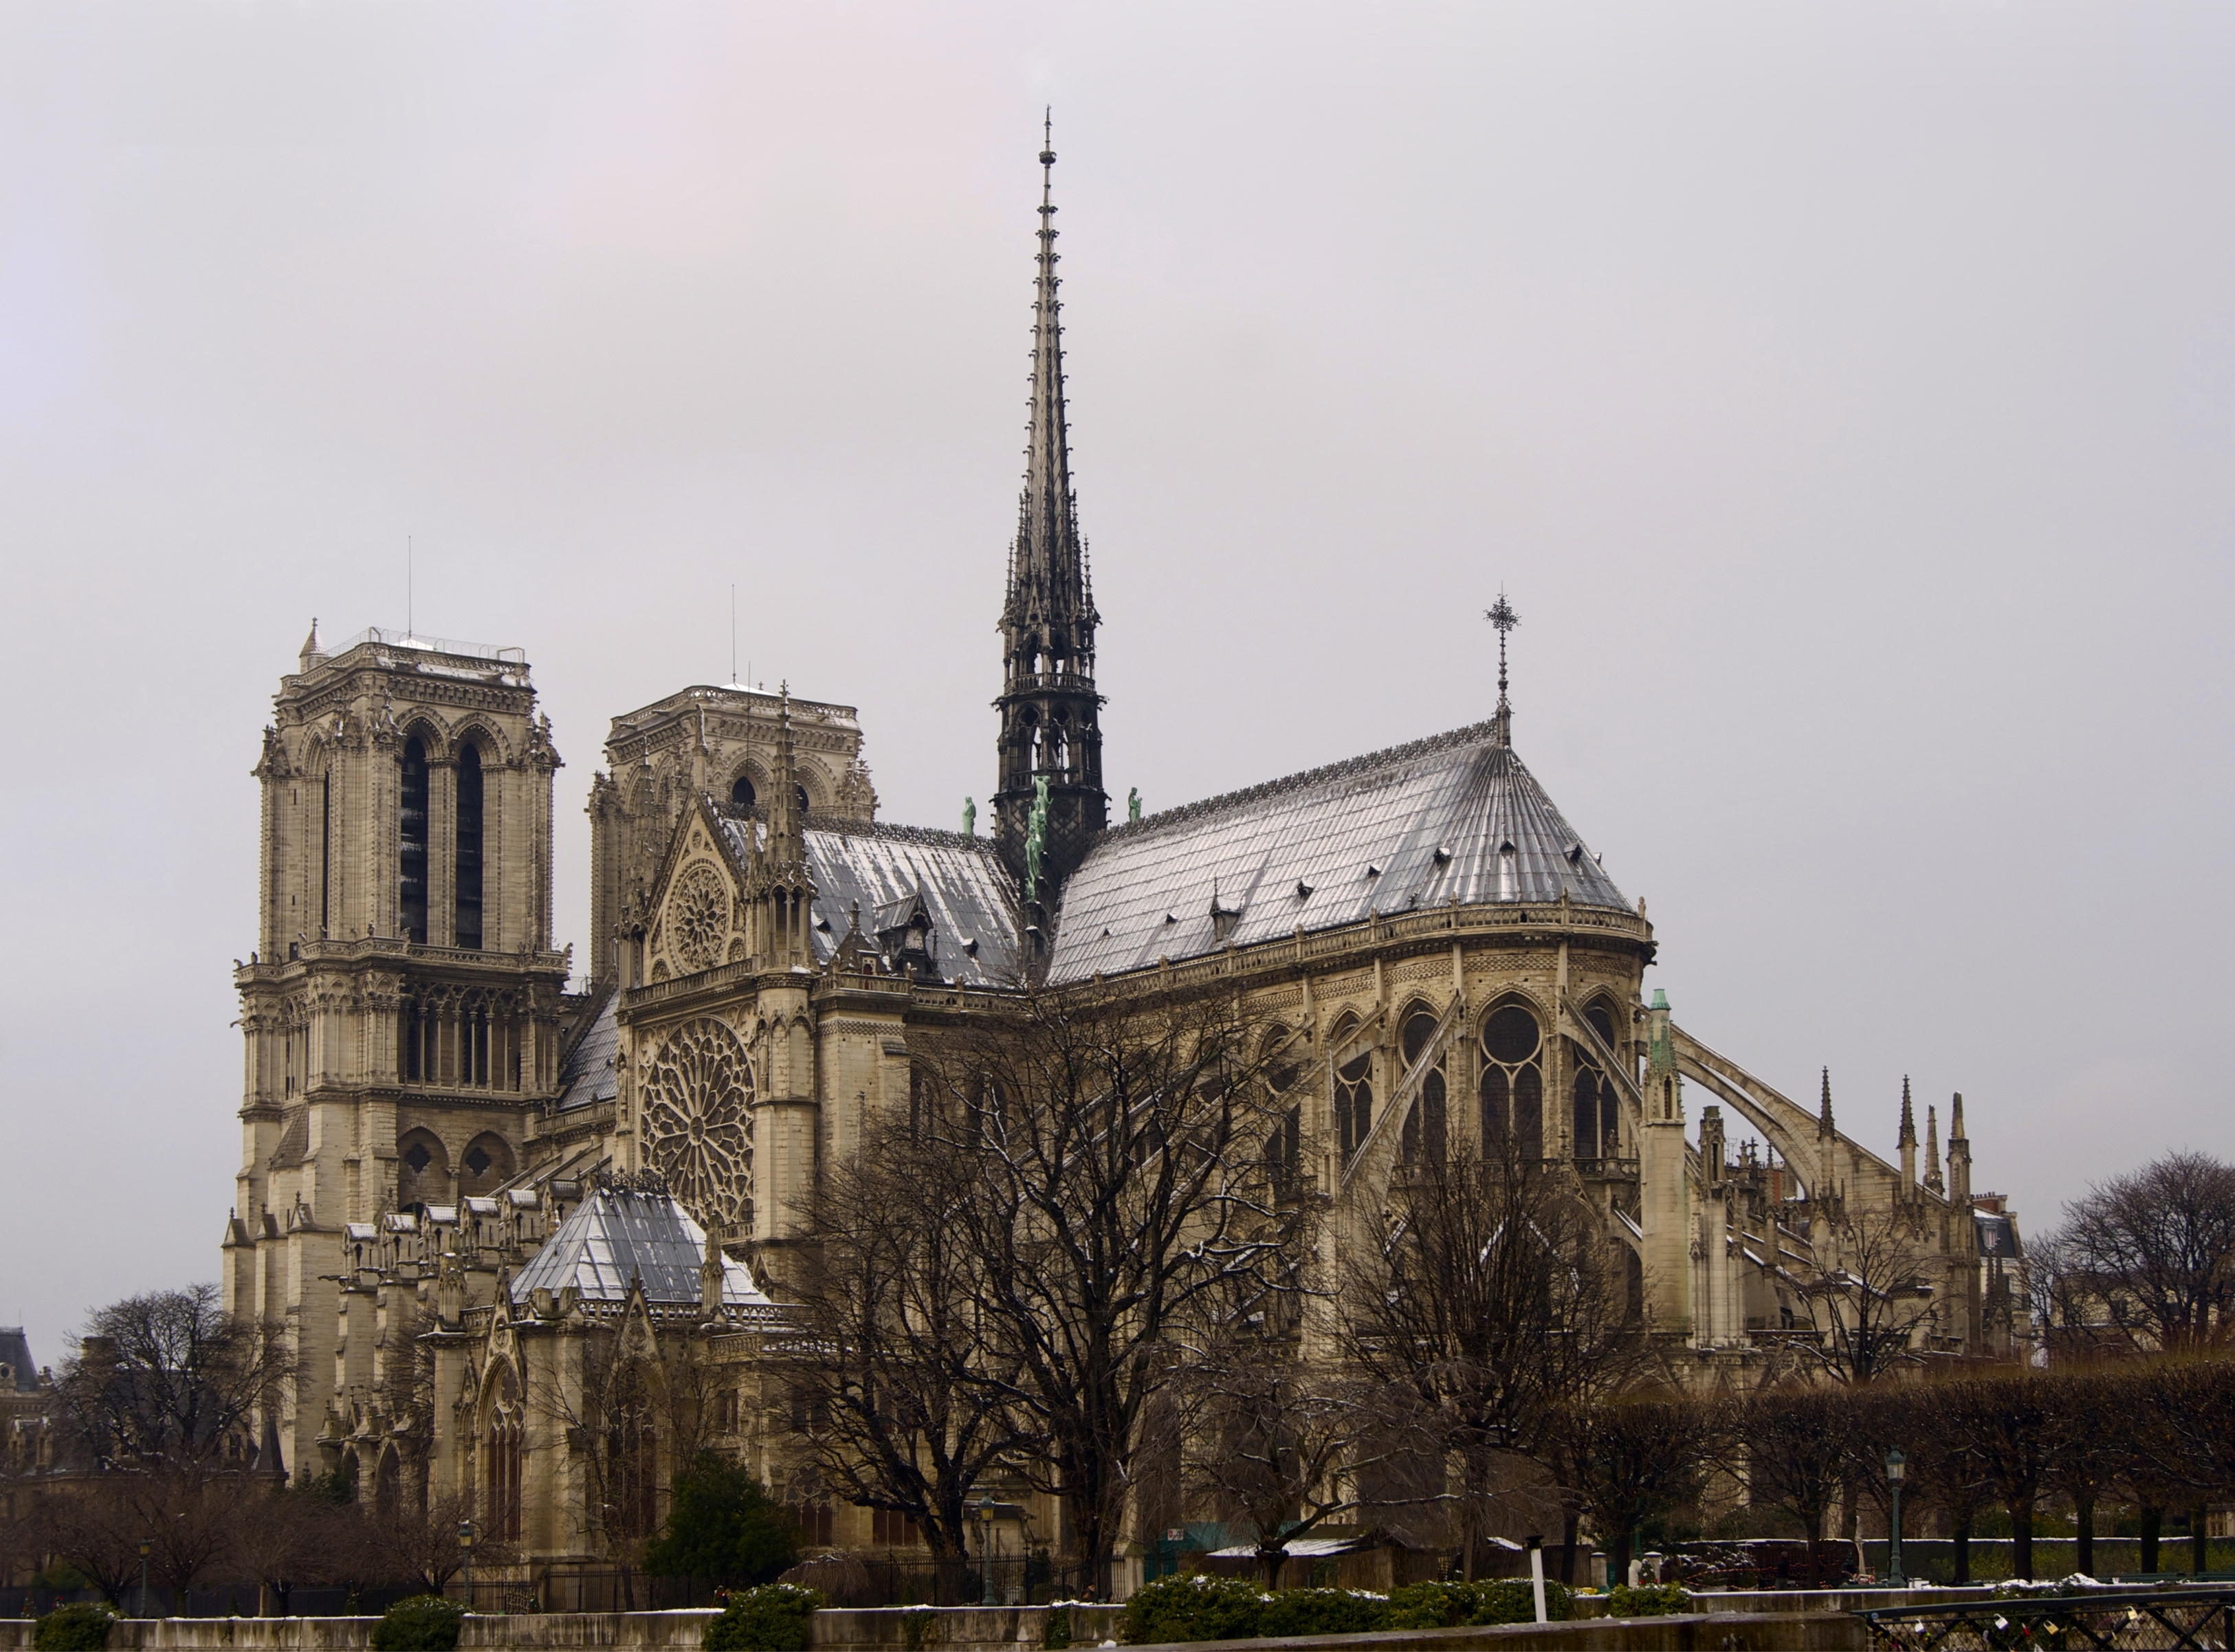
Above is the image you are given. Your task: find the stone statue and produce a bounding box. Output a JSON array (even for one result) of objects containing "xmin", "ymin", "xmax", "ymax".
[
  {"xmin": 962, "ymin": 797, "xmax": 976, "ymax": 838},
  {"xmin": 1127, "ymin": 786, "xmax": 1141, "ymax": 822},
  {"xmin": 1024, "ymin": 826, "xmax": 1043, "ymax": 904}
]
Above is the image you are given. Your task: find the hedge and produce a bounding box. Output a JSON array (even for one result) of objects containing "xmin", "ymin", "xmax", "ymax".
[{"xmin": 1118, "ymin": 1574, "xmax": 1574, "ymax": 1642}]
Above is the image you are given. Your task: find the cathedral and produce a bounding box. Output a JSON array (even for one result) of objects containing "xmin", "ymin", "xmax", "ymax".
[{"xmin": 219, "ymin": 135, "xmax": 2025, "ymax": 1576}]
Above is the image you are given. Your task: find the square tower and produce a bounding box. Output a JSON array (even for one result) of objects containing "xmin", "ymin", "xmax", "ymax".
[{"xmin": 225, "ymin": 624, "xmax": 571, "ymax": 1480}]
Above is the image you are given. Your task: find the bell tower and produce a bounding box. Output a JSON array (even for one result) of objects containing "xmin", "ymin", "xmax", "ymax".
[
  {"xmin": 225, "ymin": 624, "xmax": 569, "ymax": 1480},
  {"xmin": 993, "ymin": 118, "xmax": 1108, "ymax": 904}
]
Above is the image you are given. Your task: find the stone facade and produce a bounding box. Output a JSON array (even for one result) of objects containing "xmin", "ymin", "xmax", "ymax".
[{"xmin": 221, "ymin": 139, "xmax": 2025, "ymax": 1576}]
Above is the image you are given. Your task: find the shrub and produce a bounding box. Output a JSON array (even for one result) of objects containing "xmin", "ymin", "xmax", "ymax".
[
  {"xmin": 1042, "ymin": 1604, "xmax": 1072, "ymax": 1649},
  {"xmin": 1119, "ymin": 1575, "xmax": 1271, "ymax": 1644},
  {"xmin": 1385, "ymin": 1579, "xmax": 1569, "ymax": 1629},
  {"xmin": 1606, "ymin": 1583, "xmax": 1690, "ymax": 1618},
  {"xmin": 34, "ymin": 1603, "xmax": 115, "ymax": 1651},
  {"xmin": 1255, "ymin": 1589, "xmax": 1383, "ymax": 1639},
  {"xmin": 643, "ymin": 1454, "xmax": 798, "ymax": 1587},
  {"xmin": 368, "ymin": 1596, "xmax": 466, "ymax": 1652},
  {"xmin": 703, "ymin": 1583, "xmax": 825, "ymax": 1652}
]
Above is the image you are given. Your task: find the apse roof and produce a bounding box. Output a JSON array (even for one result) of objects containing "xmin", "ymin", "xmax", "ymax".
[
  {"xmin": 713, "ymin": 816, "xmax": 1024, "ymax": 987},
  {"xmin": 1046, "ymin": 720, "xmax": 1629, "ymax": 984},
  {"xmin": 508, "ymin": 1182, "xmax": 773, "ymax": 1310}
]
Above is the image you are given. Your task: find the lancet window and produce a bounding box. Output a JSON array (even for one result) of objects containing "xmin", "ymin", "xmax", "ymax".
[
  {"xmin": 1479, "ymin": 1000, "xmax": 1544, "ymax": 1159},
  {"xmin": 1332, "ymin": 1015, "xmax": 1373, "ymax": 1163},
  {"xmin": 1571, "ymin": 1000, "xmax": 1622, "ymax": 1164},
  {"xmin": 399, "ymin": 737, "xmax": 430, "ymax": 944},
  {"xmin": 454, "ymin": 742, "xmax": 484, "ymax": 949},
  {"xmin": 1398, "ymin": 1004, "xmax": 1449, "ymax": 1166},
  {"xmin": 484, "ymin": 1366, "xmax": 523, "ymax": 1543},
  {"xmin": 400, "ymin": 991, "xmax": 527, "ymax": 1092}
]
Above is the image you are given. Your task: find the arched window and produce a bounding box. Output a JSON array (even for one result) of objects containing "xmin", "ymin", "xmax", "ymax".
[
  {"xmin": 796, "ymin": 783, "xmax": 811, "ymax": 819},
  {"xmin": 604, "ymin": 1365, "xmax": 658, "ymax": 1547},
  {"xmin": 454, "ymin": 743, "xmax": 484, "ymax": 949},
  {"xmin": 398, "ymin": 1130, "xmax": 448, "ymax": 1207},
  {"xmin": 1572, "ymin": 1065, "xmax": 1605, "ymax": 1162},
  {"xmin": 318, "ymin": 764, "xmax": 333, "ymax": 939},
  {"xmin": 1331, "ymin": 1017, "xmax": 1373, "ymax": 1163},
  {"xmin": 730, "ymin": 774, "xmax": 756, "ymax": 812},
  {"xmin": 460, "ymin": 1132, "xmax": 513, "ymax": 1196},
  {"xmin": 485, "ymin": 1366, "xmax": 523, "ymax": 1543},
  {"xmin": 1479, "ymin": 1000, "xmax": 1543, "ymax": 1160},
  {"xmin": 1262, "ymin": 1029, "xmax": 1302, "ymax": 1187},
  {"xmin": 399, "ymin": 738, "xmax": 430, "ymax": 943},
  {"xmin": 1398, "ymin": 1006, "xmax": 1447, "ymax": 1165}
]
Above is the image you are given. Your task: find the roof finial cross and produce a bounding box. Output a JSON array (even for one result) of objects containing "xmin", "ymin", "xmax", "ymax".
[{"xmin": 1486, "ymin": 591, "xmax": 1519, "ymax": 747}]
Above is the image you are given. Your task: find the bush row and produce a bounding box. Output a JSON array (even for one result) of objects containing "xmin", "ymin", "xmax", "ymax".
[{"xmin": 1116, "ymin": 1573, "xmax": 1577, "ymax": 1643}]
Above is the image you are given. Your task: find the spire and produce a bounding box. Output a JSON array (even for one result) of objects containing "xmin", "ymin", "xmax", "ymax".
[
  {"xmin": 767, "ymin": 683, "xmax": 804, "ymax": 868},
  {"xmin": 1817, "ymin": 1068, "xmax": 1835, "ymax": 1142},
  {"xmin": 298, "ymin": 618, "xmax": 326, "ymax": 674},
  {"xmin": 992, "ymin": 113, "xmax": 1108, "ymax": 895},
  {"xmin": 1008, "ymin": 109, "xmax": 1091, "ymax": 630},
  {"xmin": 1898, "ymin": 1075, "xmax": 1917, "ymax": 1187},
  {"xmin": 1486, "ymin": 593, "xmax": 1519, "ymax": 748},
  {"xmin": 1925, "ymin": 1104, "xmax": 1944, "ymax": 1197},
  {"xmin": 1948, "ymin": 1089, "xmax": 1971, "ymax": 1207}
]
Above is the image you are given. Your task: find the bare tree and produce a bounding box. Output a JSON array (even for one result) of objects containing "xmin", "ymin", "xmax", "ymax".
[
  {"xmin": 50, "ymin": 1286, "xmax": 289, "ymax": 1474},
  {"xmin": 1733, "ymin": 1385, "xmax": 1855, "ymax": 1587},
  {"xmin": 782, "ymin": 1116, "xmax": 1033, "ymax": 1603},
  {"xmin": 1339, "ymin": 1138, "xmax": 1642, "ymax": 1578},
  {"xmin": 1795, "ymin": 1207, "xmax": 1939, "ymax": 1385},
  {"xmin": 915, "ymin": 984, "xmax": 1306, "ymax": 1597},
  {"xmin": 1944, "ymin": 1374, "xmax": 2055, "ymax": 1581},
  {"xmin": 1176, "ymin": 1330, "xmax": 1425, "ymax": 1587},
  {"xmin": 2047, "ymin": 1152, "xmax": 2235, "ymax": 1354},
  {"xmin": 1548, "ymin": 1390, "xmax": 1711, "ymax": 1585}
]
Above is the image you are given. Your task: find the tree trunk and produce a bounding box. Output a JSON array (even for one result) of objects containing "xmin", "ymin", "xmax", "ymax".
[
  {"xmin": 1951, "ymin": 1513, "xmax": 1971, "ymax": 1585},
  {"xmin": 2073, "ymin": 1496, "xmax": 2094, "ymax": 1578},
  {"xmin": 1259, "ymin": 1549, "xmax": 1285, "ymax": 1591},
  {"xmin": 1805, "ymin": 1504, "xmax": 1827, "ymax": 1589},
  {"xmin": 2011, "ymin": 1496, "xmax": 2034, "ymax": 1581},
  {"xmin": 1609, "ymin": 1526, "xmax": 1634, "ymax": 1587},
  {"xmin": 2190, "ymin": 1504, "xmax": 2209, "ymax": 1575},
  {"xmin": 2139, "ymin": 1504, "xmax": 2161, "ymax": 1574},
  {"xmin": 929, "ymin": 1543, "xmax": 971, "ymax": 1607},
  {"xmin": 1559, "ymin": 1511, "xmax": 1580, "ymax": 1585}
]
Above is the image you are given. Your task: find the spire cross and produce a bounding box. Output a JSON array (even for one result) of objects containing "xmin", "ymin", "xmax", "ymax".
[{"xmin": 1486, "ymin": 591, "xmax": 1519, "ymax": 745}]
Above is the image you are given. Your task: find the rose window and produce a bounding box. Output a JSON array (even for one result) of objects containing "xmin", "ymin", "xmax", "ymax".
[
  {"xmin": 641, "ymin": 1017, "xmax": 753, "ymax": 1228},
  {"xmin": 668, "ymin": 863, "xmax": 731, "ymax": 973}
]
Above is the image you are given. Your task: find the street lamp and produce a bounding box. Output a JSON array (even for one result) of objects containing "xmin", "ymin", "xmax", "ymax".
[
  {"xmin": 137, "ymin": 1539, "xmax": 151, "ymax": 1620},
  {"xmin": 459, "ymin": 1518, "xmax": 478, "ymax": 1609},
  {"xmin": 1885, "ymin": 1450, "xmax": 1906, "ymax": 1588},
  {"xmin": 979, "ymin": 1495, "xmax": 997, "ymax": 1606}
]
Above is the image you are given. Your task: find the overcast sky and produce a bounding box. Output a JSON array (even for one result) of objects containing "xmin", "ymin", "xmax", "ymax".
[{"xmin": 3, "ymin": 3, "xmax": 2230, "ymax": 1369}]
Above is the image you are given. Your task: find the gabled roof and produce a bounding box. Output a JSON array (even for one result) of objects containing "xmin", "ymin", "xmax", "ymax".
[
  {"xmin": 509, "ymin": 1182, "xmax": 773, "ymax": 1310},
  {"xmin": 1047, "ymin": 722, "xmax": 1629, "ymax": 984},
  {"xmin": 708, "ymin": 815, "xmax": 1024, "ymax": 987}
]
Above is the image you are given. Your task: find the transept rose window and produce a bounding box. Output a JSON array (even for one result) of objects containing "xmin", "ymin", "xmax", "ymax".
[
  {"xmin": 668, "ymin": 863, "xmax": 731, "ymax": 973},
  {"xmin": 641, "ymin": 1017, "xmax": 754, "ymax": 1229}
]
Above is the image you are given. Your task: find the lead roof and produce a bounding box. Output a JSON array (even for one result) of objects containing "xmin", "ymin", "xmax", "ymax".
[
  {"xmin": 508, "ymin": 1184, "xmax": 773, "ymax": 1310},
  {"xmin": 1046, "ymin": 721, "xmax": 1629, "ymax": 984},
  {"xmin": 712, "ymin": 816, "xmax": 1025, "ymax": 987}
]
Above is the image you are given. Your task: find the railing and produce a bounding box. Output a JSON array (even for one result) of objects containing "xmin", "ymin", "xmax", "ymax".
[
  {"xmin": 1860, "ymin": 1587, "xmax": 2235, "ymax": 1649},
  {"xmin": 334, "ymin": 627, "xmax": 527, "ymax": 665}
]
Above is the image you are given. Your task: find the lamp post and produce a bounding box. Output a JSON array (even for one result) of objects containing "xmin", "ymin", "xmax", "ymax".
[
  {"xmin": 137, "ymin": 1539, "xmax": 151, "ymax": 1620},
  {"xmin": 1885, "ymin": 1449, "xmax": 1906, "ymax": 1588},
  {"xmin": 459, "ymin": 1518, "xmax": 478, "ymax": 1609},
  {"xmin": 980, "ymin": 1495, "xmax": 997, "ymax": 1606}
]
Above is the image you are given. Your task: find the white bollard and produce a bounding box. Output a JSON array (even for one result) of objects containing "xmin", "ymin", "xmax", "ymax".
[{"xmin": 1526, "ymin": 1535, "xmax": 1548, "ymax": 1625}]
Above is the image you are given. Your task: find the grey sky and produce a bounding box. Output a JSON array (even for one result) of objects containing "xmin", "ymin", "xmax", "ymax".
[{"xmin": 3, "ymin": 3, "xmax": 2230, "ymax": 1370}]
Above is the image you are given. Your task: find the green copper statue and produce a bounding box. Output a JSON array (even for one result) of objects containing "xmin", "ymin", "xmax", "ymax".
[
  {"xmin": 1024, "ymin": 822, "xmax": 1044, "ymax": 903},
  {"xmin": 962, "ymin": 797, "xmax": 976, "ymax": 838},
  {"xmin": 1128, "ymin": 786, "xmax": 1141, "ymax": 822}
]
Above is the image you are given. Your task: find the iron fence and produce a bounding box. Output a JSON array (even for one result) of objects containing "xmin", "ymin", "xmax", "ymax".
[{"xmin": 1861, "ymin": 1588, "xmax": 2235, "ymax": 1650}]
